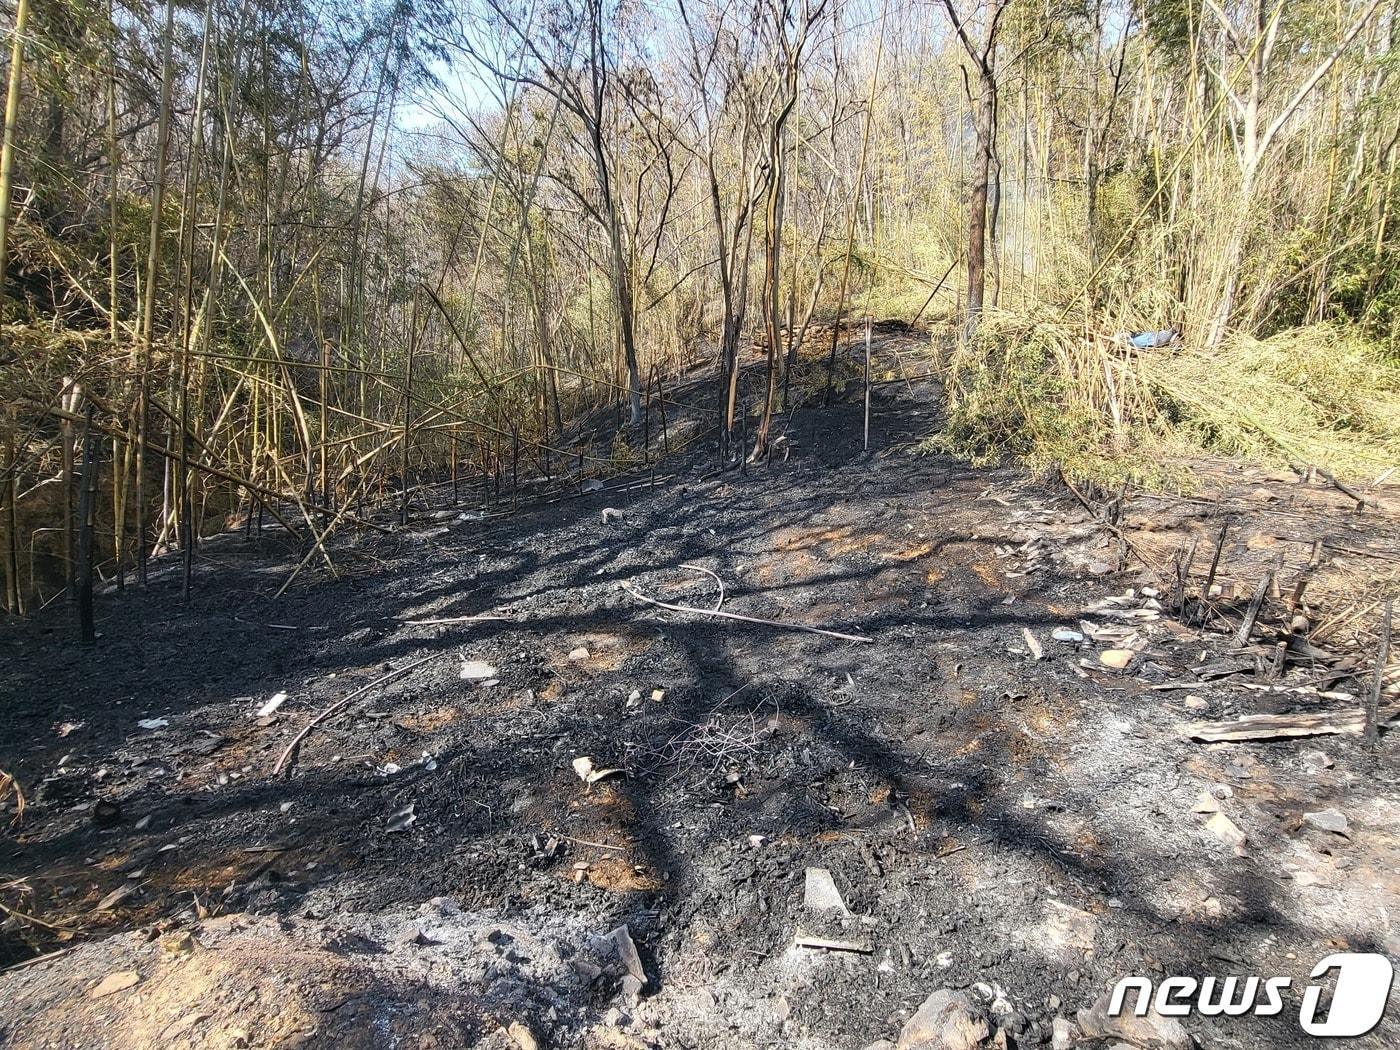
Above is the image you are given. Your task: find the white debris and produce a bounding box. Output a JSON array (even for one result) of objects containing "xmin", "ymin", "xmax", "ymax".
[
  {"xmin": 572, "ymin": 756, "xmax": 623, "ymax": 785},
  {"xmin": 256, "ymin": 692, "xmax": 287, "ymax": 718},
  {"xmin": 803, "ymin": 867, "xmax": 852, "ymax": 916},
  {"xmin": 459, "ymin": 660, "xmax": 498, "ymax": 682}
]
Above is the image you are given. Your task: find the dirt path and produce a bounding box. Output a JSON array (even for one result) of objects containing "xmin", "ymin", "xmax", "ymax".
[{"xmin": 3, "ymin": 337, "xmax": 1399, "ymax": 1049}]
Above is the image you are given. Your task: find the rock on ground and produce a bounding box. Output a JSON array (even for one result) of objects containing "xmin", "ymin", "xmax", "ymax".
[{"xmin": 898, "ymin": 989, "xmax": 992, "ymax": 1050}]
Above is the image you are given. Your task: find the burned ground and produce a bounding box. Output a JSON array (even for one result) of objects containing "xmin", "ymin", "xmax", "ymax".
[{"xmin": 2, "ymin": 333, "xmax": 1399, "ymax": 1049}]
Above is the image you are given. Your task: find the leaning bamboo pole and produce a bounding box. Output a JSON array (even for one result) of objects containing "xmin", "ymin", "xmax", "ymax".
[
  {"xmin": 0, "ymin": 0, "xmax": 30, "ymax": 306},
  {"xmin": 133, "ymin": 0, "xmax": 178, "ymax": 587},
  {"xmin": 0, "ymin": 0, "xmax": 32, "ymax": 613}
]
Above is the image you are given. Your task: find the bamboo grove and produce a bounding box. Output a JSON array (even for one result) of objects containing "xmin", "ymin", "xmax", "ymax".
[{"xmin": 0, "ymin": 0, "xmax": 1397, "ymax": 614}]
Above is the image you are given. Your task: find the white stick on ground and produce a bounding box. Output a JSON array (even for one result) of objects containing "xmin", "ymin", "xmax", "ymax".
[{"xmin": 619, "ymin": 577, "xmax": 873, "ymax": 643}]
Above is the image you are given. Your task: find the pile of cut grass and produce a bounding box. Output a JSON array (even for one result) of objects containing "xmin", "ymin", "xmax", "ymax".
[
  {"xmin": 932, "ymin": 315, "xmax": 1399, "ymax": 489},
  {"xmin": 1145, "ymin": 324, "xmax": 1400, "ymax": 481},
  {"xmin": 927, "ymin": 307, "xmax": 1183, "ymax": 488}
]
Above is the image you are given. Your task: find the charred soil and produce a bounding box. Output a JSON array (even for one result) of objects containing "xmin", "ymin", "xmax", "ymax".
[{"xmin": 3, "ymin": 330, "xmax": 1400, "ymax": 1049}]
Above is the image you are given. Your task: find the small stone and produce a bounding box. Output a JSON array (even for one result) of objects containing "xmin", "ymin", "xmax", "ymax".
[
  {"xmin": 804, "ymin": 867, "xmax": 852, "ymax": 915},
  {"xmin": 650, "ymin": 688, "xmax": 665, "ymax": 702},
  {"xmin": 88, "ymin": 970, "xmax": 140, "ymax": 999},
  {"xmin": 1077, "ymin": 987, "xmax": 1190, "ymax": 1049},
  {"xmin": 506, "ymin": 1021, "xmax": 539, "ymax": 1050},
  {"xmin": 1050, "ymin": 1018, "xmax": 1076, "ymax": 1050},
  {"xmin": 1043, "ymin": 900, "xmax": 1096, "ymax": 955},
  {"xmin": 1303, "ymin": 808, "xmax": 1350, "ymax": 836},
  {"xmin": 1098, "ymin": 649, "xmax": 1134, "ymax": 669},
  {"xmin": 897, "ymin": 989, "xmax": 990, "ymax": 1050},
  {"xmin": 1205, "ymin": 811, "xmax": 1247, "ymax": 851},
  {"xmin": 160, "ymin": 931, "xmax": 196, "ymax": 957},
  {"xmin": 1191, "ymin": 791, "xmax": 1220, "ymax": 814},
  {"xmin": 1302, "ymin": 749, "xmax": 1333, "ymax": 771},
  {"xmin": 459, "ymin": 660, "xmax": 497, "ymax": 682},
  {"xmin": 1183, "ymin": 695, "xmax": 1208, "ymax": 711},
  {"xmin": 568, "ymin": 646, "xmax": 591, "ymax": 662}
]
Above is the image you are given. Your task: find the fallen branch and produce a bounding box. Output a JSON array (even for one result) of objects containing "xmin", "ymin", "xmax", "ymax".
[
  {"xmin": 1184, "ymin": 707, "xmax": 1400, "ymax": 743},
  {"xmin": 619, "ymin": 578, "xmax": 873, "ymax": 643},
  {"xmin": 272, "ymin": 651, "xmax": 453, "ymax": 776},
  {"xmin": 793, "ymin": 931, "xmax": 873, "ymax": 953},
  {"xmin": 549, "ymin": 832, "xmax": 632, "ymax": 852},
  {"xmin": 680, "ymin": 563, "xmax": 725, "ymax": 612},
  {"xmin": 1323, "ymin": 469, "xmax": 1367, "ymax": 508},
  {"xmin": 1366, "ymin": 600, "xmax": 1394, "ymax": 745},
  {"xmin": 398, "ymin": 614, "xmax": 509, "ymax": 626}
]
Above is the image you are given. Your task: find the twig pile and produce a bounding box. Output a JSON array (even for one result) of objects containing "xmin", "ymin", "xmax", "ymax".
[{"xmin": 641, "ymin": 703, "xmax": 776, "ymax": 784}]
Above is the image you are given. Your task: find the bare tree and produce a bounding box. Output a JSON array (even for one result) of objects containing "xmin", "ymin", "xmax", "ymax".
[{"xmin": 940, "ymin": 0, "xmax": 1008, "ymax": 334}]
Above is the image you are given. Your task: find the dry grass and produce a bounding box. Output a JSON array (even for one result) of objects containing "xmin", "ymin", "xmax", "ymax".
[
  {"xmin": 1146, "ymin": 324, "xmax": 1400, "ymax": 480},
  {"xmin": 1, "ymin": 768, "xmax": 24, "ymax": 826}
]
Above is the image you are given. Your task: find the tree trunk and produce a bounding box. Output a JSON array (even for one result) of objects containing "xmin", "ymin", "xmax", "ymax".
[{"xmin": 965, "ymin": 75, "xmax": 995, "ymax": 331}]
